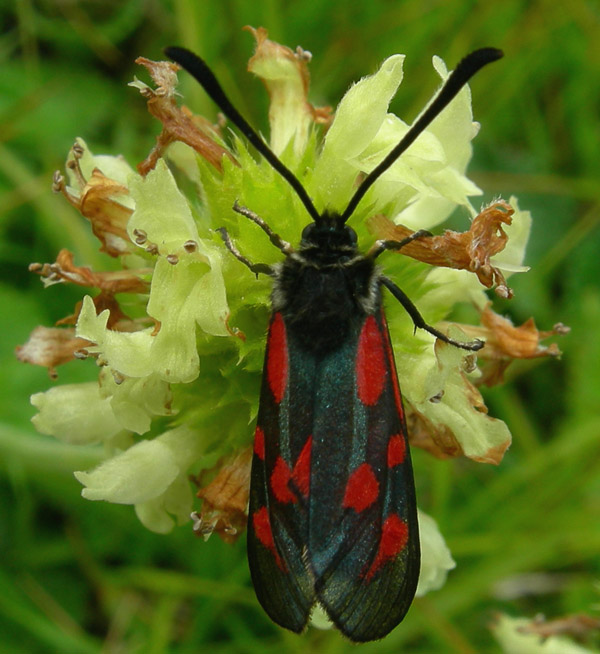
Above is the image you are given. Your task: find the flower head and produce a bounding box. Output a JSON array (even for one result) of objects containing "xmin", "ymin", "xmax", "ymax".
[{"xmin": 20, "ymin": 29, "xmax": 566, "ymax": 590}]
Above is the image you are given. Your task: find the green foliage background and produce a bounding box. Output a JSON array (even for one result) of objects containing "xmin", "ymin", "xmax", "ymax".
[{"xmin": 2, "ymin": 1, "xmax": 599, "ymax": 652}]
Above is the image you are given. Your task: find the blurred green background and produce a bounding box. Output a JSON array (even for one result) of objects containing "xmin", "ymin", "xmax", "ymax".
[{"xmin": 2, "ymin": 1, "xmax": 599, "ymax": 652}]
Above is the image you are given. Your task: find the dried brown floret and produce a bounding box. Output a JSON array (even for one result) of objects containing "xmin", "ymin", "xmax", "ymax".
[
  {"xmin": 194, "ymin": 447, "xmax": 252, "ymax": 543},
  {"xmin": 134, "ymin": 57, "xmax": 234, "ymax": 175},
  {"xmin": 369, "ymin": 200, "xmax": 516, "ymax": 297}
]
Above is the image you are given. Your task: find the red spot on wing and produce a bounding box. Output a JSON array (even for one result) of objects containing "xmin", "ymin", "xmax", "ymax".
[
  {"xmin": 253, "ymin": 507, "xmax": 284, "ymax": 569},
  {"xmin": 381, "ymin": 309, "xmax": 404, "ymax": 419},
  {"xmin": 271, "ymin": 456, "xmax": 296, "ymax": 504},
  {"xmin": 356, "ymin": 315, "xmax": 386, "ymax": 406},
  {"xmin": 343, "ymin": 463, "xmax": 379, "ymax": 513},
  {"xmin": 269, "ymin": 440, "xmax": 312, "ymax": 504},
  {"xmin": 366, "ymin": 513, "xmax": 409, "ymax": 579},
  {"xmin": 267, "ymin": 313, "xmax": 288, "ymax": 404},
  {"xmin": 292, "ymin": 436, "xmax": 312, "ymax": 498},
  {"xmin": 387, "ymin": 434, "xmax": 406, "ymax": 467},
  {"xmin": 254, "ymin": 426, "xmax": 265, "ymax": 460}
]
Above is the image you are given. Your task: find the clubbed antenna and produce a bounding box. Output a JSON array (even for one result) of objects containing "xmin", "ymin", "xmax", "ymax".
[
  {"xmin": 165, "ymin": 46, "xmax": 321, "ymax": 223},
  {"xmin": 339, "ymin": 47, "xmax": 503, "ymax": 223},
  {"xmin": 166, "ymin": 45, "xmax": 502, "ymax": 226}
]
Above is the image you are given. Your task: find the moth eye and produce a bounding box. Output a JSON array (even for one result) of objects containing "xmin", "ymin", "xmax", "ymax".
[{"xmin": 301, "ymin": 224, "xmax": 315, "ymax": 241}]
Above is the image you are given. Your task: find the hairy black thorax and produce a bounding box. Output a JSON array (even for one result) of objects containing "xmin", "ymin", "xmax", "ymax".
[{"xmin": 272, "ymin": 214, "xmax": 380, "ymax": 354}]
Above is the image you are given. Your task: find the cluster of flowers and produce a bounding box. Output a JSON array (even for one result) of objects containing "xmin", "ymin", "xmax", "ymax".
[{"xmin": 18, "ymin": 27, "xmax": 565, "ymax": 600}]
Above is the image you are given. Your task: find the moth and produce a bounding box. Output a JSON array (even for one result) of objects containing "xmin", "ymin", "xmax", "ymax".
[{"xmin": 166, "ymin": 44, "xmax": 501, "ymax": 641}]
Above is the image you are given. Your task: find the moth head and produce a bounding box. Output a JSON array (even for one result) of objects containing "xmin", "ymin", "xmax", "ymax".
[{"xmin": 300, "ymin": 212, "xmax": 358, "ymax": 250}]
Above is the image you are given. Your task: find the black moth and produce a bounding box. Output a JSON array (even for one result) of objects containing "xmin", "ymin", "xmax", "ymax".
[{"xmin": 166, "ymin": 43, "xmax": 501, "ymax": 641}]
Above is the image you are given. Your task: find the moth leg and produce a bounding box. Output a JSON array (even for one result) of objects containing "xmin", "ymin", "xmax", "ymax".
[
  {"xmin": 367, "ymin": 229, "xmax": 432, "ymax": 260},
  {"xmin": 233, "ymin": 200, "xmax": 293, "ymax": 254},
  {"xmin": 380, "ymin": 276, "xmax": 484, "ymax": 351},
  {"xmin": 216, "ymin": 227, "xmax": 274, "ymax": 276}
]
